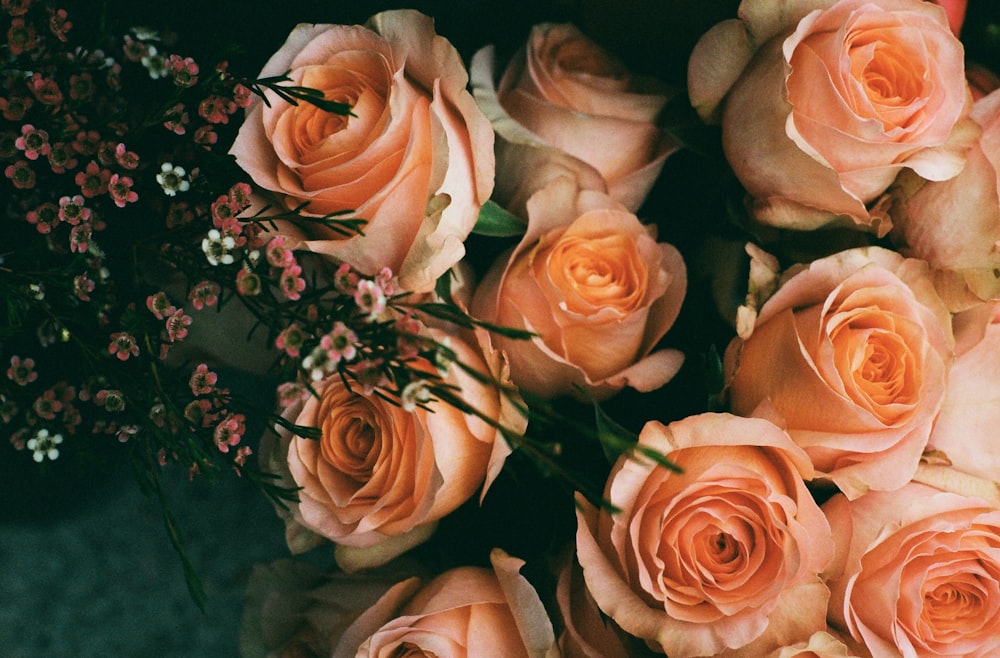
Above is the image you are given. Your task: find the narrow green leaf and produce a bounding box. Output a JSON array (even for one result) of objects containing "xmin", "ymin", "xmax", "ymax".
[{"xmin": 473, "ymin": 200, "xmax": 527, "ymax": 237}]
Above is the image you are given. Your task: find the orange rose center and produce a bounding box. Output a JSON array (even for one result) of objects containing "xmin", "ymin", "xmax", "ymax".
[
  {"xmin": 853, "ymin": 40, "xmax": 922, "ymax": 112},
  {"xmin": 545, "ymin": 232, "xmax": 647, "ymax": 315},
  {"xmin": 828, "ymin": 308, "xmax": 918, "ymax": 422},
  {"xmin": 318, "ymin": 394, "xmax": 379, "ymax": 482}
]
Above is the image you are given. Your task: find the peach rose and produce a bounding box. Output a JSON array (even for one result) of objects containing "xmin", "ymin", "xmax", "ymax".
[
  {"xmin": 576, "ymin": 413, "xmax": 834, "ymax": 658},
  {"xmin": 890, "ymin": 88, "xmax": 1000, "ymax": 310},
  {"xmin": 725, "ymin": 246, "xmax": 954, "ymax": 498},
  {"xmin": 229, "ymin": 11, "xmax": 494, "ymax": 293},
  {"xmin": 331, "ymin": 549, "xmax": 558, "ymax": 658},
  {"xmin": 470, "ymin": 177, "xmax": 686, "ymax": 401},
  {"xmin": 925, "ymin": 301, "xmax": 1000, "ymax": 483},
  {"xmin": 259, "ymin": 328, "xmax": 521, "ymax": 571},
  {"xmin": 824, "ymin": 482, "xmax": 1000, "ymax": 657},
  {"xmin": 470, "ymin": 22, "xmax": 677, "ymax": 214},
  {"xmin": 688, "ymin": 0, "xmax": 975, "ymax": 231}
]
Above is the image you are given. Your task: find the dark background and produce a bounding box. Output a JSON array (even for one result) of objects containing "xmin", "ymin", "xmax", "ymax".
[{"xmin": 3, "ymin": 1, "xmax": 1000, "ymax": 656}]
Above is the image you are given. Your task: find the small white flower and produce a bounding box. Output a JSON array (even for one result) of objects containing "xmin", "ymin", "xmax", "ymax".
[
  {"xmin": 400, "ymin": 380, "xmax": 432, "ymax": 412},
  {"xmin": 131, "ymin": 26, "xmax": 160, "ymax": 41},
  {"xmin": 201, "ymin": 229, "xmax": 236, "ymax": 266},
  {"xmin": 28, "ymin": 283, "xmax": 44, "ymax": 300},
  {"xmin": 27, "ymin": 429, "xmax": 63, "ymax": 463},
  {"xmin": 156, "ymin": 163, "xmax": 190, "ymax": 196},
  {"xmin": 141, "ymin": 45, "xmax": 167, "ymax": 79}
]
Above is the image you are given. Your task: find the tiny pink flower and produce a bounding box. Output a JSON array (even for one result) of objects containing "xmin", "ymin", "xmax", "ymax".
[
  {"xmin": 47, "ymin": 7, "xmax": 71, "ymax": 40},
  {"xmin": 58, "ymin": 194, "xmax": 90, "ymax": 225},
  {"xmin": 69, "ymin": 222, "xmax": 92, "ymax": 253},
  {"xmin": 114, "ymin": 143, "xmax": 139, "ymax": 169},
  {"xmin": 26, "ymin": 202, "xmax": 59, "ymax": 234},
  {"xmin": 163, "ymin": 104, "xmax": 188, "ymax": 135},
  {"xmin": 233, "ymin": 445, "xmax": 253, "ymax": 467},
  {"xmin": 188, "ymin": 280, "xmax": 221, "ymax": 310},
  {"xmin": 235, "ymin": 268, "xmax": 261, "ymax": 296},
  {"xmin": 323, "ymin": 322, "xmax": 358, "ymax": 362},
  {"xmin": 94, "ymin": 389, "xmax": 126, "ymax": 412},
  {"xmin": 146, "ymin": 291, "xmax": 176, "ymax": 320},
  {"xmin": 75, "ymin": 161, "xmax": 110, "ymax": 198},
  {"xmin": 228, "ymin": 182, "xmax": 252, "ymax": 209},
  {"xmin": 352, "ymin": 358, "xmax": 387, "ymax": 395},
  {"xmin": 108, "ymin": 173, "xmax": 138, "ymax": 208},
  {"xmin": 32, "ymin": 390, "xmax": 63, "ymax": 420},
  {"xmin": 0, "ymin": 94, "xmax": 31, "ymax": 121},
  {"xmin": 15, "ymin": 124, "xmax": 50, "ymax": 160},
  {"xmin": 67, "ymin": 72, "xmax": 95, "ymax": 101},
  {"xmin": 46, "ymin": 142, "xmax": 77, "ymax": 173},
  {"xmin": 167, "ymin": 55, "xmax": 199, "ymax": 87},
  {"xmin": 193, "ymin": 125, "xmax": 217, "ymax": 148},
  {"xmin": 189, "ymin": 363, "xmax": 217, "ymax": 395},
  {"xmin": 73, "ymin": 273, "xmax": 95, "ymax": 301},
  {"xmin": 213, "ymin": 413, "xmax": 245, "ymax": 453},
  {"xmin": 279, "ymin": 263, "xmax": 306, "ymax": 301},
  {"xmin": 7, "ymin": 356, "xmax": 38, "ymax": 385},
  {"xmin": 333, "ymin": 262, "xmax": 359, "ymax": 295},
  {"xmin": 165, "ymin": 309, "xmax": 192, "ymax": 342},
  {"xmin": 28, "ymin": 72, "xmax": 62, "ymax": 105},
  {"xmin": 354, "ymin": 278, "xmax": 387, "ymax": 320},
  {"xmin": 198, "ymin": 94, "xmax": 235, "ymax": 124},
  {"xmin": 275, "ymin": 324, "xmax": 306, "ymax": 358},
  {"xmin": 108, "ymin": 332, "xmax": 139, "ymax": 361},
  {"xmin": 232, "ymin": 83, "xmax": 253, "ymax": 109},
  {"xmin": 265, "ymin": 236, "xmax": 295, "ymax": 268},
  {"xmin": 5, "ymin": 160, "xmax": 35, "ymax": 189}
]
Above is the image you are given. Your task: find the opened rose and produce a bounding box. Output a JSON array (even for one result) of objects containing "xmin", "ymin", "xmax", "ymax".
[
  {"xmin": 576, "ymin": 413, "xmax": 834, "ymax": 658},
  {"xmin": 824, "ymin": 482, "xmax": 1000, "ymax": 657},
  {"xmin": 470, "ymin": 177, "xmax": 686, "ymax": 401},
  {"xmin": 332, "ymin": 549, "xmax": 557, "ymax": 658},
  {"xmin": 259, "ymin": 328, "xmax": 520, "ymax": 570},
  {"xmin": 688, "ymin": 0, "xmax": 974, "ymax": 231},
  {"xmin": 725, "ymin": 246, "xmax": 953, "ymax": 498},
  {"xmin": 471, "ymin": 22, "xmax": 677, "ymax": 214},
  {"xmin": 230, "ymin": 10, "xmax": 494, "ymax": 292}
]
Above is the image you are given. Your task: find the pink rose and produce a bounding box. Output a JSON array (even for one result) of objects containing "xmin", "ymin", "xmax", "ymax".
[
  {"xmin": 824, "ymin": 482, "xmax": 1000, "ymax": 657},
  {"xmin": 229, "ymin": 11, "xmax": 494, "ymax": 293},
  {"xmin": 471, "ymin": 177, "xmax": 686, "ymax": 401},
  {"xmin": 890, "ymin": 89, "xmax": 1000, "ymax": 310},
  {"xmin": 331, "ymin": 549, "xmax": 557, "ymax": 657},
  {"xmin": 925, "ymin": 301, "xmax": 1000, "ymax": 482},
  {"xmin": 726, "ymin": 247, "xmax": 953, "ymax": 498},
  {"xmin": 259, "ymin": 328, "xmax": 521, "ymax": 570},
  {"xmin": 688, "ymin": 0, "xmax": 975, "ymax": 231},
  {"xmin": 471, "ymin": 22, "xmax": 677, "ymax": 214},
  {"xmin": 576, "ymin": 413, "xmax": 834, "ymax": 657}
]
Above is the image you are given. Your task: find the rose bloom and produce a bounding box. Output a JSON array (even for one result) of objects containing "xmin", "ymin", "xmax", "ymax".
[
  {"xmin": 925, "ymin": 301, "xmax": 1000, "ymax": 482},
  {"xmin": 576, "ymin": 413, "xmax": 834, "ymax": 658},
  {"xmin": 259, "ymin": 328, "xmax": 522, "ymax": 571},
  {"xmin": 331, "ymin": 549, "xmax": 557, "ymax": 657},
  {"xmin": 688, "ymin": 0, "xmax": 975, "ymax": 232},
  {"xmin": 470, "ymin": 22, "xmax": 677, "ymax": 214},
  {"xmin": 725, "ymin": 246, "xmax": 953, "ymax": 498},
  {"xmin": 765, "ymin": 630, "xmax": 863, "ymax": 658},
  {"xmin": 470, "ymin": 177, "xmax": 686, "ymax": 401},
  {"xmin": 239, "ymin": 558, "xmax": 426, "ymax": 658},
  {"xmin": 890, "ymin": 88, "xmax": 1000, "ymax": 310},
  {"xmin": 824, "ymin": 482, "xmax": 1000, "ymax": 657},
  {"xmin": 229, "ymin": 10, "xmax": 494, "ymax": 293}
]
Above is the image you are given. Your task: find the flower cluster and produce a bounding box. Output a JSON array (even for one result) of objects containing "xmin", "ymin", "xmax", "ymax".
[{"xmin": 8, "ymin": 0, "xmax": 1000, "ymax": 656}]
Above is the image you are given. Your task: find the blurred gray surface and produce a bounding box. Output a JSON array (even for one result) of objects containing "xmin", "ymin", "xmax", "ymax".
[{"xmin": 0, "ymin": 464, "xmax": 292, "ymax": 657}]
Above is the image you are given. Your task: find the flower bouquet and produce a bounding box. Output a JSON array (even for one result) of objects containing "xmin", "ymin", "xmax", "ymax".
[{"xmin": 4, "ymin": 0, "xmax": 1000, "ymax": 655}]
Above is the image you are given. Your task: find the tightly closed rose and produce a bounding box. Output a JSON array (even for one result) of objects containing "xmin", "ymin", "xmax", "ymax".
[
  {"xmin": 688, "ymin": 0, "xmax": 975, "ymax": 231},
  {"xmin": 925, "ymin": 301, "xmax": 1000, "ymax": 483},
  {"xmin": 890, "ymin": 88, "xmax": 1000, "ymax": 310},
  {"xmin": 230, "ymin": 10, "xmax": 494, "ymax": 293},
  {"xmin": 259, "ymin": 328, "xmax": 520, "ymax": 571},
  {"xmin": 725, "ymin": 246, "xmax": 953, "ymax": 498},
  {"xmin": 576, "ymin": 413, "xmax": 834, "ymax": 657},
  {"xmin": 824, "ymin": 482, "xmax": 1000, "ymax": 657},
  {"xmin": 331, "ymin": 549, "xmax": 558, "ymax": 658},
  {"xmin": 471, "ymin": 22, "xmax": 676, "ymax": 214},
  {"xmin": 471, "ymin": 177, "xmax": 685, "ymax": 401}
]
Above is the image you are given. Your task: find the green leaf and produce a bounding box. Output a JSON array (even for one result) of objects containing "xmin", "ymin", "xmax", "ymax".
[
  {"xmin": 592, "ymin": 400, "xmax": 639, "ymax": 465},
  {"xmin": 473, "ymin": 200, "xmax": 526, "ymax": 237}
]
